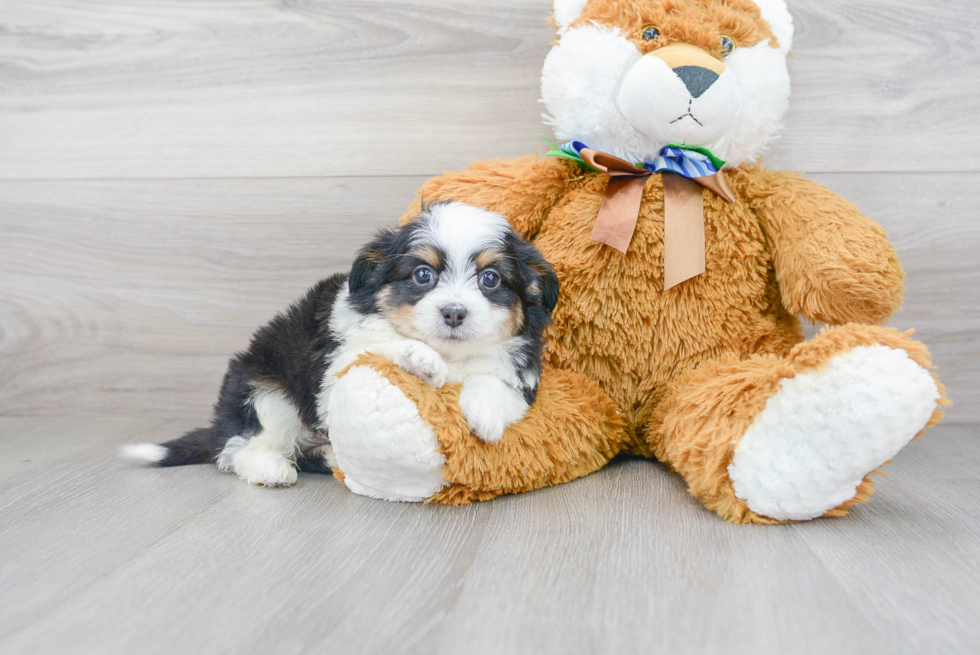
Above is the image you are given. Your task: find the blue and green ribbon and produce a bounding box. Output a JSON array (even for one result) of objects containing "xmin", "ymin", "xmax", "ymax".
[{"xmin": 543, "ymin": 137, "xmax": 726, "ymax": 180}]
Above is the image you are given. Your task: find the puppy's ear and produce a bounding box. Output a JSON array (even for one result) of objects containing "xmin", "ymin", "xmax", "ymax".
[
  {"xmin": 511, "ymin": 236, "xmax": 560, "ymax": 315},
  {"xmin": 349, "ymin": 228, "xmax": 397, "ymax": 312},
  {"xmin": 537, "ymin": 261, "xmax": 560, "ymax": 314},
  {"xmin": 532, "ymin": 259, "xmax": 560, "ymax": 314}
]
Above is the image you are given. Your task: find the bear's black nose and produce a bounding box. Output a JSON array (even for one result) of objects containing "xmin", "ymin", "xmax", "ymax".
[
  {"xmin": 673, "ymin": 66, "xmax": 719, "ymax": 99},
  {"xmin": 441, "ymin": 304, "xmax": 467, "ymax": 327}
]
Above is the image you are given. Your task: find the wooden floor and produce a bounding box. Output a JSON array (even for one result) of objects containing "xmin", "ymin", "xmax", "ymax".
[
  {"xmin": 0, "ymin": 419, "xmax": 976, "ymax": 654},
  {"xmin": 3, "ymin": 0, "xmax": 980, "ymax": 652}
]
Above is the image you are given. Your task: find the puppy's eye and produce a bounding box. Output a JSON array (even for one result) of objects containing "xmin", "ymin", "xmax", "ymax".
[
  {"xmin": 479, "ymin": 269, "xmax": 501, "ymax": 291},
  {"xmin": 413, "ymin": 265, "xmax": 436, "ymax": 286},
  {"xmin": 719, "ymin": 35, "xmax": 736, "ymax": 58},
  {"xmin": 641, "ymin": 25, "xmax": 660, "ymax": 41}
]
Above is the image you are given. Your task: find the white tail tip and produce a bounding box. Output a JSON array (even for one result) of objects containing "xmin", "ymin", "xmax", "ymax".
[{"xmin": 120, "ymin": 443, "xmax": 168, "ymax": 465}]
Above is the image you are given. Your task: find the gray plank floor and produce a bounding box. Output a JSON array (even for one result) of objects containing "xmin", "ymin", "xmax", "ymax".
[{"xmin": 0, "ymin": 419, "xmax": 977, "ymax": 654}]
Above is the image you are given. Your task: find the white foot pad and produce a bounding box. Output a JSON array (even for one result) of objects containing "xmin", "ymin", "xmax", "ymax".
[
  {"xmin": 327, "ymin": 366, "xmax": 448, "ymax": 502},
  {"xmin": 728, "ymin": 345, "xmax": 939, "ymax": 521}
]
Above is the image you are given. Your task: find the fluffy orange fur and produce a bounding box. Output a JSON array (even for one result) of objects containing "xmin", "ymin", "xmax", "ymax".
[{"xmin": 573, "ymin": 0, "xmax": 778, "ymax": 55}]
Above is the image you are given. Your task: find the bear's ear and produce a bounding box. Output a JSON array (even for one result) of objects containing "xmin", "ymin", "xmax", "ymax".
[
  {"xmin": 751, "ymin": 0, "xmax": 794, "ymax": 54},
  {"xmin": 553, "ymin": 0, "xmax": 588, "ymax": 33}
]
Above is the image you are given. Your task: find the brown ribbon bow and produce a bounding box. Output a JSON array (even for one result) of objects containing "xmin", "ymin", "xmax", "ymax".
[{"xmin": 579, "ymin": 148, "xmax": 736, "ymax": 290}]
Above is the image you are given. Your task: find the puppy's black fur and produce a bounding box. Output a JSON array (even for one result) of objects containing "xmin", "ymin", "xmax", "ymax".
[
  {"xmin": 502, "ymin": 232, "xmax": 560, "ymax": 404},
  {"xmin": 155, "ymin": 275, "xmax": 345, "ymax": 467}
]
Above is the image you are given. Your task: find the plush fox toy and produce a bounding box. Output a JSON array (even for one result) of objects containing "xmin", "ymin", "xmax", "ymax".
[{"xmin": 327, "ymin": 0, "xmax": 948, "ymax": 523}]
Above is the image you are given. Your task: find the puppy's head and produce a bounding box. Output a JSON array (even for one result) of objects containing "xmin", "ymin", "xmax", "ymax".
[{"xmin": 349, "ymin": 201, "xmax": 559, "ymax": 358}]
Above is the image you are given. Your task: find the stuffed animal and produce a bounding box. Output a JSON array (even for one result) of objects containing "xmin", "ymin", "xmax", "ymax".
[{"xmin": 326, "ymin": 0, "xmax": 948, "ymax": 523}]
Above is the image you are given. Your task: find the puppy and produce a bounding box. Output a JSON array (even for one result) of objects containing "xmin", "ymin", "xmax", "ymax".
[{"xmin": 122, "ymin": 201, "xmax": 559, "ymax": 487}]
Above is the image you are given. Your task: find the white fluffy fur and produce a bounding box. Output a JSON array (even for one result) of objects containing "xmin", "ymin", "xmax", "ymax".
[
  {"xmin": 216, "ymin": 435, "xmax": 248, "ymax": 472},
  {"xmin": 618, "ymin": 54, "xmax": 741, "ymax": 147},
  {"xmin": 542, "ymin": 25, "xmax": 645, "ymax": 160},
  {"xmin": 728, "ymin": 346, "xmax": 940, "ymax": 521},
  {"xmin": 317, "ymin": 284, "xmax": 408, "ymax": 419},
  {"xmin": 751, "ymin": 0, "xmax": 794, "ymax": 53},
  {"xmin": 541, "ymin": 2, "xmax": 792, "ymax": 166},
  {"xmin": 553, "ymin": 0, "xmax": 589, "ymax": 33},
  {"xmin": 327, "ymin": 365, "xmax": 448, "ymax": 501},
  {"xmin": 220, "ymin": 389, "xmax": 312, "ymax": 487},
  {"xmin": 459, "ymin": 374, "xmax": 530, "ymax": 443},
  {"xmin": 119, "ymin": 443, "xmax": 167, "ymax": 464}
]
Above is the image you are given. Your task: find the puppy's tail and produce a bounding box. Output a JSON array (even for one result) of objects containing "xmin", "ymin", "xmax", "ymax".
[{"xmin": 120, "ymin": 427, "xmax": 217, "ymax": 467}]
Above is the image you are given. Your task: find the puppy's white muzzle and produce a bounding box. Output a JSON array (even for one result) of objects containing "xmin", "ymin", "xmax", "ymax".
[{"xmin": 617, "ymin": 43, "xmax": 740, "ymax": 148}]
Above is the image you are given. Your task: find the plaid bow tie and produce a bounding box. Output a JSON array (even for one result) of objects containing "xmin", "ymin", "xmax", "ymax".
[{"xmin": 545, "ymin": 139, "xmax": 735, "ymax": 289}]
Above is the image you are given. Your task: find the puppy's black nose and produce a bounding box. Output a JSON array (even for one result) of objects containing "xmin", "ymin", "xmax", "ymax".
[{"xmin": 441, "ymin": 304, "xmax": 467, "ymax": 327}]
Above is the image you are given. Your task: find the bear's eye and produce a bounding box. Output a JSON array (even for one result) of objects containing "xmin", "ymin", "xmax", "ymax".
[
  {"xmin": 719, "ymin": 35, "xmax": 736, "ymax": 58},
  {"xmin": 641, "ymin": 25, "xmax": 661, "ymax": 41}
]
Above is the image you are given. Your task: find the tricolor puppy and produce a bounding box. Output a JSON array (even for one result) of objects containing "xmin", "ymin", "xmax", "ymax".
[{"xmin": 122, "ymin": 201, "xmax": 559, "ymax": 487}]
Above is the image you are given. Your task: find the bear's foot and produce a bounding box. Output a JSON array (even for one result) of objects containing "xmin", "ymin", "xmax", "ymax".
[
  {"xmin": 327, "ymin": 364, "xmax": 448, "ymax": 502},
  {"xmin": 653, "ymin": 324, "xmax": 947, "ymax": 524},
  {"xmin": 727, "ymin": 343, "xmax": 939, "ymax": 520}
]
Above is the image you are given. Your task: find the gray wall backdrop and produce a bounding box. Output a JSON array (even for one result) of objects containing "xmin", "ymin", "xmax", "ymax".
[{"xmin": 1, "ymin": 0, "xmax": 977, "ymax": 422}]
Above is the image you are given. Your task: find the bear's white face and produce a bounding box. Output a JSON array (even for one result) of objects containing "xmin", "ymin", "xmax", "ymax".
[{"xmin": 542, "ymin": 0, "xmax": 794, "ymax": 167}]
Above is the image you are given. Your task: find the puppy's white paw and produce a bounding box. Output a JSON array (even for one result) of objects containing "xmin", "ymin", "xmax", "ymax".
[
  {"xmin": 400, "ymin": 341, "xmax": 448, "ymax": 388},
  {"xmin": 459, "ymin": 375, "xmax": 529, "ymax": 443},
  {"xmin": 233, "ymin": 450, "xmax": 298, "ymax": 487}
]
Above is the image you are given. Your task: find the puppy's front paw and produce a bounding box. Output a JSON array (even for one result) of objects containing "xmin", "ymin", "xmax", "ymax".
[
  {"xmin": 459, "ymin": 375, "xmax": 529, "ymax": 443},
  {"xmin": 401, "ymin": 341, "xmax": 448, "ymax": 388}
]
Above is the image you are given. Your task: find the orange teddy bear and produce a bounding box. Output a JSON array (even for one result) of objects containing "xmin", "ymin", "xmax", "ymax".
[{"xmin": 326, "ymin": 0, "xmax": 948, "ymax": 523}]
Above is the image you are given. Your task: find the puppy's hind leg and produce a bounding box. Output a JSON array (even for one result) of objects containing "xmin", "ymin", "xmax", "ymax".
[{"xmin": 222, "ymin": 390, "xmax": 307, "ymax": 487}]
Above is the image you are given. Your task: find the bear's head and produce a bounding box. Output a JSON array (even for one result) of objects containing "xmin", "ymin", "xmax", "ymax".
[{"xmin": 542, "ymin": 0, "xmax": 793, "ymax": 167}]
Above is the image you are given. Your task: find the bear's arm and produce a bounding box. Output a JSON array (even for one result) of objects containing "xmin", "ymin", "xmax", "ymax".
[
  {"xmin": 400, "ymin": 156, "xmax": 576, "ymax": 238},
  {"xmin": 736, "ymin": 169, "xmax": 905, "ymax": 325}
]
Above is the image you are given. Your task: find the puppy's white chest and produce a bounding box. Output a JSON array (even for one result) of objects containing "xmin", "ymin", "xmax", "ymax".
[{"xmin": 325, "ymin": 364, "xmax": 448, "ymax": 502}]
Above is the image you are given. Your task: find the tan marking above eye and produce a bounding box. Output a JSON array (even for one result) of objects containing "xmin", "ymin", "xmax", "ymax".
[
  {"xmin": 475, "ymin": 248, "xmax": 504, "ymax": 271},
  {"xmin": 410, "ymin": 246, "xmax": 441, "ymax": 268}
]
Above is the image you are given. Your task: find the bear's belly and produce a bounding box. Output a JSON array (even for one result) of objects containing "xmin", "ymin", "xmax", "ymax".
[{"xmin": 534, "ymin": 178, "xmax": 800, "ymax": 442}]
